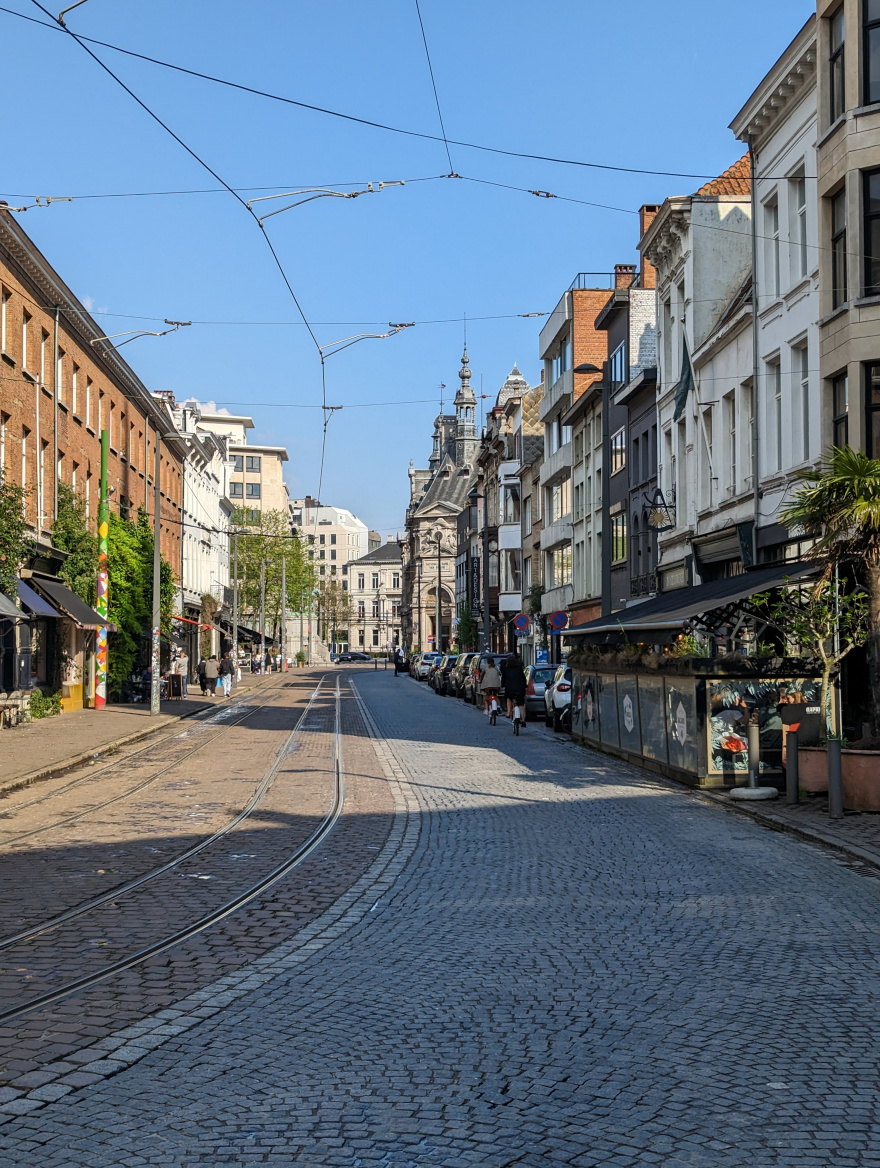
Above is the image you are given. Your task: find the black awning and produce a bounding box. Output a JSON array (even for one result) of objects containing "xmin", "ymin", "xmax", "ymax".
[
  {"xmin": 0, "ymin": 592, "xmax": 26, "ymax": 622},
  {"xmin": 18, "ymin": 580, "xmax": 60, "ymax": 618},
  {"xmin": 567, "ymin": 561, "xmax": 819, "ymax": 638},
  {"xmin": 30, "ymin": 577, "xmax": 107, "ymax": 630}
]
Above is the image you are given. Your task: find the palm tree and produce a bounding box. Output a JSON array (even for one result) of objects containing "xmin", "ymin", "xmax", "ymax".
[{"xmin": 780, "ymin": 446, "xmax": 880, "ymax": 743}]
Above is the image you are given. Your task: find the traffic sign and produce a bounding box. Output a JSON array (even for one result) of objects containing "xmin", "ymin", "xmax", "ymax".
[
  {"xmin": 549, "ymin": 611, "xmax": 569, "ymax": 631},
  {"xmin": 513, "ymin": 613, "xmax": 530, "ymax": 631},
  {"xmin": 427, "ymin": 635, "xmax": 434, "ymax": 643}
]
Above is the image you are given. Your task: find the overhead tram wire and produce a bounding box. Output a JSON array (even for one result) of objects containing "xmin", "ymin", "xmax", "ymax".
[
  {"xmin": 1, "ymin": 4, "xmax": 815, "ymax": 183},
  {"xmin": 26, "ymin": 0, "xmax": 321, "ymax": 359},
  {"xmin": 413, "ymin": 0, "xmax": 454, "ymax": 174}
]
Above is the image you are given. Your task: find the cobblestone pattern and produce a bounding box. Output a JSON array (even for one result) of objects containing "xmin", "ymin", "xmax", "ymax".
[
  {"xmin": 3, "ymin": 672, "xmax": 880, "ymax": 1165},
  {"xmin": 0, "ymin": 675, "xmax": 396, "ymax": 1090}
]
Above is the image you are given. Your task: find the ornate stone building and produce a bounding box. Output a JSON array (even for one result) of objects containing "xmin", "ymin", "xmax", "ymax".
[{"xmin": 401, "ymin": 348, "xmax": 478, "ymax": 653}]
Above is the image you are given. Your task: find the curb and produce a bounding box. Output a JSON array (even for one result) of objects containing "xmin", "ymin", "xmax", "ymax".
[{"xmin": 0, "ymin": 678, "xmax": 266, "ymax": 800}]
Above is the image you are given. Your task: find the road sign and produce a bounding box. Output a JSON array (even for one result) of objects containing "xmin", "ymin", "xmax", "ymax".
[
  {"xmin": 427, "ymin": 635, "xmax": 434, "ymax": 643},
  {"xmin": 514, "ymin": 628, "xmax": 529, "ymax": 638},
  {"xmin": 513, "ymin": 613, "xmax": 530, "ymax": 631},
  {"xmin": 549, "ymin": 611, "xmax": 569, "ymax": 631},
  {"xmin": 535, "ymin": 648, "xmax": 549, "ymax": 666}
]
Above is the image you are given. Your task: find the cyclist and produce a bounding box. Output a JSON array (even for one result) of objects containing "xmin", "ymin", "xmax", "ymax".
[
  {"xmin": 501, "ymin": 650, "xmax": 527, "ymax": 724},
  {"xmin": 479, "ymin": 656, "xmax": 502, "ymax": 718}
]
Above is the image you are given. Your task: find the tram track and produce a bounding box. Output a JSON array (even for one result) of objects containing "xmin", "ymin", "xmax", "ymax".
[
  {"xmin": 0, "ymin": 677, "xmax": 345, "ymax": 1027},
  {"xmin": 0, "ymin": 678, "xmax": 326, "ymax": 953},
  {"xmin": 0, "ymin": 674, "xmax": 317, "ymax": 848}
]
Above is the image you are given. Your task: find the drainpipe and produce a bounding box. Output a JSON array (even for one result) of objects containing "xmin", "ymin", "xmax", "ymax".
[
  {"xmin": 748, "ymin": 134, "xmax": 761, "ymax": 565},
  {"xmin": 601, "ymin": 370, "xmax": 612, "ymax": 615},
  {"xmin": 53, "ymin": 305, "xmax": 59, "ymax": 524}
]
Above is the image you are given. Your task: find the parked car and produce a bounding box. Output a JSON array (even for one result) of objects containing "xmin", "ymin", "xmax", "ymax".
[
  {"xmin": 349, "ymin": 651, "xmax": 372, "ymax": 662},
  {"xmin": 335, "ymin": 652, "xmax": 353, "ymax": 664},
  {"xmin": 544, "ymin": 665, "xmax": 573, "ymax": 731},
  {"xmin": 524, "ymin": 665, "xmax": 558, "ymax": 721},
  {"xmin": 431, "ymin": 654, "xmax": 458, "ymax": 695},
  {"xmin": 448, "ymin": 652, "xmax": 476, "ymax": 698},
  {"xmin": 415, "ymin": 652, "xmax": 441, "ymax": 680}
]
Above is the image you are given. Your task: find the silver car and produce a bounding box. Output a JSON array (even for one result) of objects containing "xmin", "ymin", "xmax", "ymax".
[
  {"xmin": 416, "ymin": 652, "xmax": 441, "ymax": 680},
  {"xmin": 524, "ymin": 665, "xmax": 558, "ymax": 721}
]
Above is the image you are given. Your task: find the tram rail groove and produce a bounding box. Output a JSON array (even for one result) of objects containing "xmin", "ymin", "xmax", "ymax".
[
  {"xmin": 0, "ymin": 675, "xmax": 318, "ymax": 848},
  {"xmin": 0, "ymin": 677, "xmax": 345, "ymax": 1026},
  {"xmin": 0, "ymin": 678, "xmax": 327, "ymax": 954}
]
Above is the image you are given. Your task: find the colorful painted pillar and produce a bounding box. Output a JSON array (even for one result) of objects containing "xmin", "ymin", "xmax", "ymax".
[{"xmin": 95, "ymin": 429, "xmax": 109, "ymax": 710}]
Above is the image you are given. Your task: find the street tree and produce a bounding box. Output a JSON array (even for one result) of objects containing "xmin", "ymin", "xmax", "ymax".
[
  {"xmin": 781, "ymin": 446, "xmax": 880, "ymax": 742},
  {"xmin": 316, "ymin": 578, "xmax": 352, "ymax": 649},
  {"xmin": 232, "ymin": 508, "xmax": 316, "ymax": 643}
]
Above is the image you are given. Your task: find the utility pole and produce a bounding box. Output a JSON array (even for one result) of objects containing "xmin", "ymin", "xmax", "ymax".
[
  {"xmin": 232, "ymin": 533, "xmax": 238, "ymax": 683},
  {"xmin": 259, "ymin": 559, "xmax": 266, "ymax": 670},
  {"xmin": 150, "ymin": 434, "xmax": 162, "ymax": 716},
  {"xmin": 280, "ymin": 556, "xmax": 287, "ymax": 671},
  {"xmin": 435, "ymin": 532, "xmax": 443, "ymax": 653},
  {"xmin": 95, "ymin": 428, "xmax": 109, "ymax": 709}
]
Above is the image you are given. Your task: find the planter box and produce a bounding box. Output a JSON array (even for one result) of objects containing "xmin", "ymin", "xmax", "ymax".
[
  {"xmin": 797, "ymin": 746, "xmax": 880, "ymax": 809},
  {"xmin": 798, "ymin": 747, "xmax": 829, "ymax": 793}
]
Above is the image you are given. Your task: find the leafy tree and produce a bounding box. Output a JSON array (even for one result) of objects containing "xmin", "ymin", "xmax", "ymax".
[
  {"xmin": 316, "ymin": 578, "xmax": 352, "ymax": 647},
  {"xmin": 53, "ymin": 483, "xmax": 98, "ymax": 605},
  {"xmin": 457, "ymin": 602, "xmax": 478, "ymax": 651},
  {"xmin": 781, "ymin": 447, "xmax": 880, "ymax": 742},
  {"xmin": 0, "ymin": 473, "xmax": 30, "ymax": 598},
  {"xmin": 231, "ymin": 507, "xmax": 315, "ymax": 642},
  {"xmin": 754, "ymin": 574, "xmax": 868, "ymax": 737}
]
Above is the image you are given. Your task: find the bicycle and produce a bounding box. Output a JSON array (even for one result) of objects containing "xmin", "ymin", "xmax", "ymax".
[
  {"xmin": 512, "ymin": 702, "xmax": 524, "ymax": 736},
  {"xmin": 484, "ymin": 690, "xmax": 500, "ymax": 725}
]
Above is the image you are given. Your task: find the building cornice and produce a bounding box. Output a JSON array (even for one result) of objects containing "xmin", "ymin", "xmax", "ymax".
[{"xmin": 730, "ymin": 16, "xmax": 816, "ymax": 147}]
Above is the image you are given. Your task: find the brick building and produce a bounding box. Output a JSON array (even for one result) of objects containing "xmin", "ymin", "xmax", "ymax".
[{"xmin": 0, "ymin": 209, "xmax": 184, "ymax": 703}]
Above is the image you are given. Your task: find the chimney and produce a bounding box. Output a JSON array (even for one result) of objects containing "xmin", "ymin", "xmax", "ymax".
[
  {"xmin": 638, "ymin": 204, "xmax": 660, "ymax": 290},
  {"xmin": 615, "ymin": 264, "xmax": 636, "ymax": 290}
]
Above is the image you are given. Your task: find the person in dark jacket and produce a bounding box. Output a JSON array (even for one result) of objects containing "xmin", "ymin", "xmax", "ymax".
[
  {"xmin": 219, "ymin": 653, "xmax": 234, "ymax": 697},
  {"xmin": 501, "ymin": 651, "xmax": 527, "ymax": 721},
  {"xmin": 197, "ymin": 657, "xmax": 208, "ymax": 696}
]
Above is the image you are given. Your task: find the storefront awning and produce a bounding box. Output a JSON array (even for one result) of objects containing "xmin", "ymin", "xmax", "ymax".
[
  {"xmin": 0, "ymin": 592, "xmax": 26, "ymax": 622},
  {"xmin": 567, "ymin": 561, "xmax": 819, "ymax": 639},
  {"xmin": 30, "ymin": 577, "xmax": 108, "ymax": 630},
  {"xmin": 18, "ymin": 580, "xmax": 60, "ymax": 618}
]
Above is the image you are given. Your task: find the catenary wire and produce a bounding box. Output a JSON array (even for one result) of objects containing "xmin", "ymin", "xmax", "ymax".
[
  {"xmin": 0, "ymin": 4, "xmax": 814, "ymax": 182},
  {"xmin": 413, "ymin": 0, "xmax": 453, "ymax": 173}
]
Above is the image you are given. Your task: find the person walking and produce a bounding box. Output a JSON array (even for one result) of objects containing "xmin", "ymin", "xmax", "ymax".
[
  {"xmin": 219, "ymin": 652, "xmax": 234, "ymax": 697},
  {"xmin": 501, "ymin": 650, "xmax": 527, "ymax": 723},
  {"xmin": 197, "ymin": 656, "xmax": 208, "ymax": 697},
  {"xmin": 204, "ymin": 654, "xmax": 220, "ymax": 696},
  {"xmin": 479, "ymin": 656, "xmax": 502, "ymax": 716}
]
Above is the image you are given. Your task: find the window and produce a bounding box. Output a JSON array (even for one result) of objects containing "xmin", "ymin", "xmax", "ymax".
[
  {"xmin": 21, "ymin": 312, "xmax": 30, "ymax": 372},
  {"xmin": 40, "ymin": 330, "xmax": 48, "ymax": 384},
  {"xmin": 391, "ymin": 602, "xmax": 400, "ymax": 618},
  {"xmin": 766, "ymin": 360, "xmax": 783, "ymax": 470},
  {"xmin": 832, "ymin": 187, "xmax": 848, "ymax": 307},
  {"xmin": 0, "ymin": 289, "xmax": 7, "ymax": 353},
  {"xmin": 21, "ymin": 427, "xmax": 29, "ymax": 496},
  {"xmin": 85, "ymin": 378, "xmax": 92, "ymax": 427},
  {"xmin": 547, "ymin": 544, "xmax": 572, "ymax": 588},
  {"xmin": 108, "ymin": 402, "xmax": 114, "ymax": 449},
  {"xmin": 0, "ymin": 412, "xmax": 7, "ymax": 474},
  {"xmin": 632, "ymin": 436, "xmax": 640, "ymax": 484},
  {"xmin": 56, "ymin": 349, "xmax": 64, "ymax": 402},
  {"xmin": 501, "ymin": 549, "xmax": 522, "ymax": 593},
  {"xmin": 85, "ymin": 471, "xmax": 91, "ymax": 518},
  {"xmin": 71, "ymin": 461, "xmax": 78, "ymax": 491},
  {"xmin": 866, "ymin": 363, "xmax": 880, "ymax": 458},
  {"xmin": 357, "ymin": 573, "xmax": 365, "ymax": 589},
  {"xmin": 865, "ymin": 0, "xmax": 880, "ymax": 105},
  {"xmin": 830, "ymin": 5, "xmax": 845, "ymax": 122},
  {"xmin": 229, "ymin": 482, "xmax": 244, "ymax": 498},
  {"xmin": 700, "ymin": 407, "xmax": 714, "ymax": 504},
  {"xmin": 372, "ymin": 600, "xmax": 380, "ymax": 619},
  {"xmin": 232, "ymin": 454, "xmax": 244, "ymax": 472},
  {"xmin": 611, "ymin": 513, "xmax": 627, "ymax": 564},
  {"xmin": 724, "ymin": 392, "xmax": 737, "ymax": 495},
  {"xmin": 502, "ymin": 484, "xmax": 520, "ymax": 524},
  {"xmin": 330, "ymin": 533, "xmax": 336, "ymax": 545},
  {"xmin": 357, "ymin": 602, "xmax": 365, "ymax": 619},
  {"xmin": 609, "ymin": 342, "xmax": 627, "ymax": 387},
  {"xmin": 765, "ymin": 199, "xmax": 780, "ymax": 297},
  {"xmin": 549, "ymin": 477, "xmax": 571, "ymax": 522},
  {"xmin": 330, "ymin": 549, "xmax": 336, "ymax": 561},
  {"xmin": 523, "ymin": 495, "xmax": 532, "ymax": 535},
  {"xmin": 245, "ymin": 455, "xmax": 261, "ymax": 472},
  {"xmin": 523, "ymin": 555, "xmax": 532, "ymax": 592},
  {"xmin": 71, "ymin": 363, "xmax": 78, "ymax": 415},
  {"xmin": 793, "ymin": 176, "xmax": 808, "ymax": 280},
  {"xmin": 832, "ymin": 373, "xmax": 849, "ymax": 446},
  {"xmin": 372, "ymin": 572, "xmax": 380, "ymax": 588},
  {"xmin": 392, "ymin": 572, "xmax": 400, "ymax": 589},
  {"xmin": 372, "ymin": 628, "xmax": 380, "ymax": 647},
  {"xmin": 610, "ymin": 427, "xmax": 626, "ymax": 475},
  {"xmin": 865, "ymin": 170, "xmax": 880, "ymax": 296},
  {"xmin": 795, "ymin": 344, "xmax": 810, "ymax": 462},
  {"xmin": 319, "ymin": 549, "xmax": 325, "ymax": 560}
]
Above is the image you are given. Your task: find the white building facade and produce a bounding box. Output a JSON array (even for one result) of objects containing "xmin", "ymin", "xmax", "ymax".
[{"xmin": 289, "ymin": 497, "xmax": 370, "ymax": 579}]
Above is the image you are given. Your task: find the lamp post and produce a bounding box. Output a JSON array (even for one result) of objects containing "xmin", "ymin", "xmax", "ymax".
[{"xmin": 430, "ymin": 529, "xmax": 444, "ymax": 653}]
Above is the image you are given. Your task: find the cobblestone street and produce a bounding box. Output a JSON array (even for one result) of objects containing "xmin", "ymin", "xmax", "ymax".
[{"xmin": 3, "ymin": 669, "xmax": 880, "ymax": 1165}]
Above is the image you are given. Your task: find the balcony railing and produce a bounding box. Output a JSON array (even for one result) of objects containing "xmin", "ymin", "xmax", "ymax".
[{"xmin": 630, "ymin": 572, "xmax": 658, "ymax": 598}]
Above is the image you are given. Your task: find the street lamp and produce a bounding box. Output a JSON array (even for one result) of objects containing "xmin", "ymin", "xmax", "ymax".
[
  {"xmin": 429, "ymin": 528, "xmax": 445, "ymax": 654},
  {"xmin": 467, "ymin": 486, "xmax": 498, "ymax": 651}
]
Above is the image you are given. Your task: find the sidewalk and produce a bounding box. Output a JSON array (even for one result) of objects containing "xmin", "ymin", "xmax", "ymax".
[{"xmin": 0, "ymin": 673, "xmax": 283, "ymax": 797}]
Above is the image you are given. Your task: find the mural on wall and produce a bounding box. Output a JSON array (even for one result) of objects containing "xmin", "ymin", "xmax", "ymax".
[{"xmin": 707, "ymin": 678, "xmax": 822, "ymax": 776}]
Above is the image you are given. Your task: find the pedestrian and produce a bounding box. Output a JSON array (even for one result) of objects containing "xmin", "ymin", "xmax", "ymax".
[
  {"xmin": 264, "ymin": 650, "xmax": 272, "ymax": 674},
  {"xmin": 197, "ymin": 657, "xmax": 208, "ymax": 696},
  {"xmin": 501, "ymin": 650, "xmax": 527, "ymax": 723},
  {"xmin": 172, "ymin": 650, "xmax": 188, "ymax": 698},
  {"xmin": 204, "ymin": 654, "xmax": 220, "ymax": 696},
  {"xmin": 479, "ymin": 656, "xmax": 502, "ymax": 715},
  {"xmin": 219, "ymin": 652, "xmax": 234, "ymax": 697}
]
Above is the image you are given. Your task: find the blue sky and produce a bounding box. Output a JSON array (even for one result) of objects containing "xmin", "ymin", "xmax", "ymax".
[{"xmin": 1, "ymin": 0, "xmax": 814, "ymax": 537}]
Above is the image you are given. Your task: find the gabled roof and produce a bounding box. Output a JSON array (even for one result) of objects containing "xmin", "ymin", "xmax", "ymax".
[
  {"xmin": 413, "ymin": 453, "xmax": 475, "ymax": 517},
  {"xmin": 697, "ymin": 155, "xmax": 751, "ymax": 198},
  {"xmin": 350, "ymin": 543, "xmax": 402, "ymax": 565}
]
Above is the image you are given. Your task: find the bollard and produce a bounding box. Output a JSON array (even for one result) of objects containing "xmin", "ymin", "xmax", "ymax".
[
  {"xmin": 747, "ymin": 717, "xmax": 761, "ymax": 788},
  {"xmin": 374, "ymin": 658, "xmax": 378, "ymax": 672},
  {"xmin": 786, "ymin": 730, "xmax": 799, "ymax": 805},
  {"xmin": 828, "ymin": 739, "xmax": 844, "ymax": 819}
]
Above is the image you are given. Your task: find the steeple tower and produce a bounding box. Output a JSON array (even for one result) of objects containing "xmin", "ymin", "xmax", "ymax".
[{"xmin": 454, "ymin": 346, "xmax": 478, "ymax": 467}]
